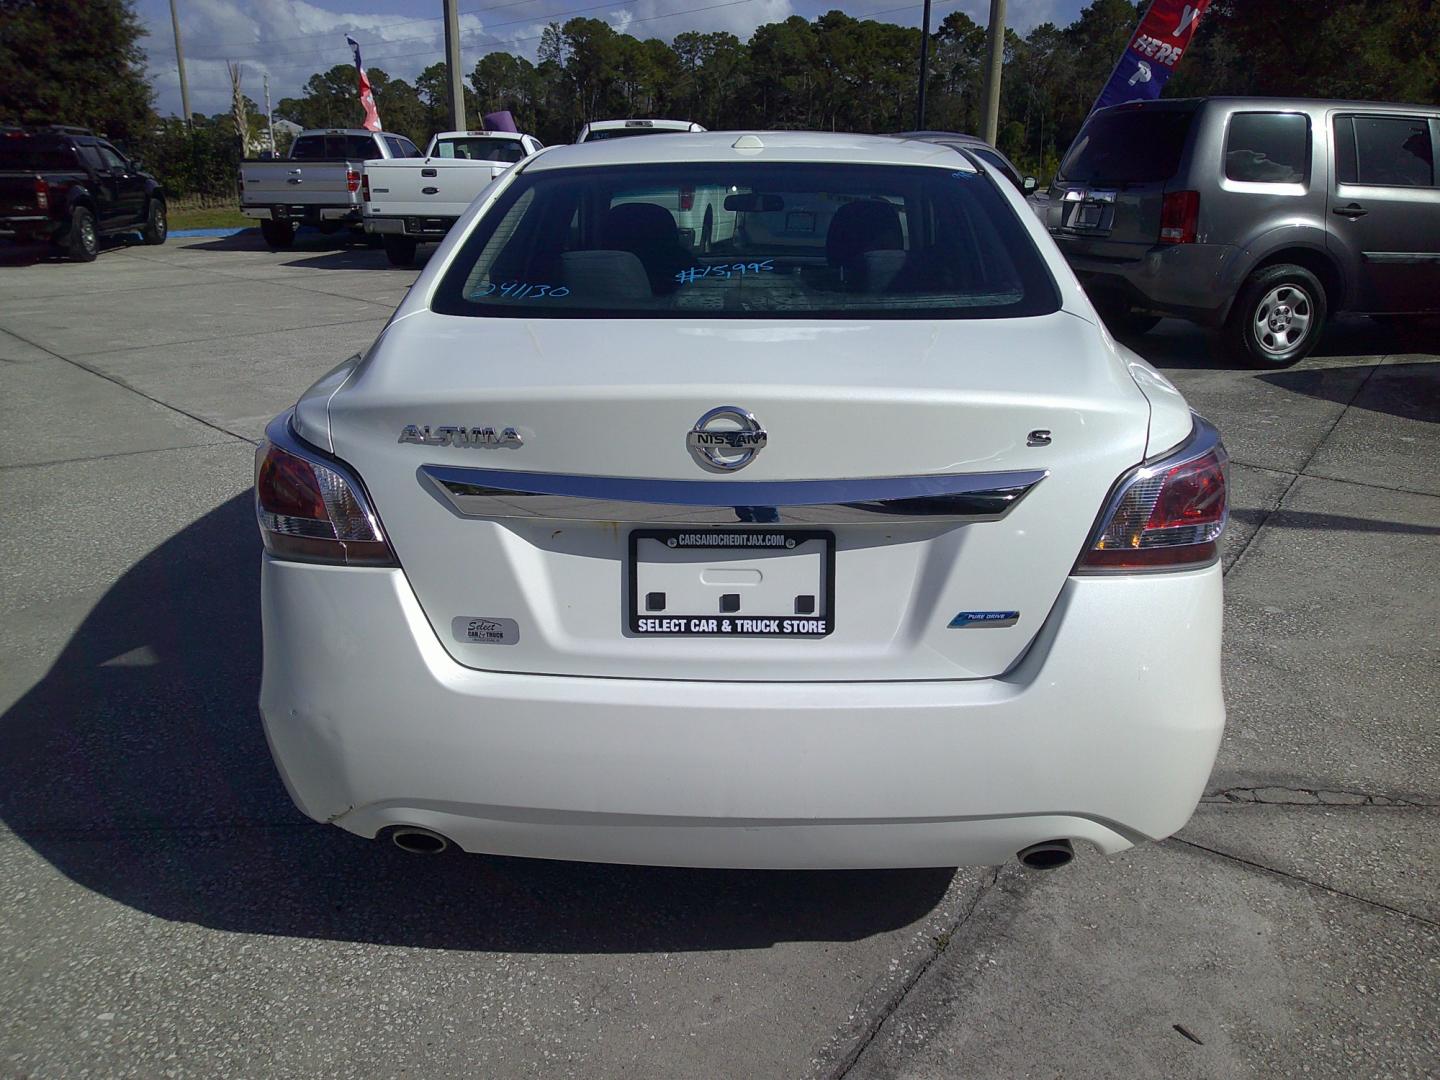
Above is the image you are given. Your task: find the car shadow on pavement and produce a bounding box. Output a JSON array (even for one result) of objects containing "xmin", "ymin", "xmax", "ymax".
[
  {"xmin": 0, "ymin": 494, "xmax": 953, "ymax": 952},
  {"xmin": 1257, "ymin": 359, "xmax": 1440, "ymax": 423},
  {"xmin": 1131, "ymin": 315, "xmax": 1435, "ymax": 372}
]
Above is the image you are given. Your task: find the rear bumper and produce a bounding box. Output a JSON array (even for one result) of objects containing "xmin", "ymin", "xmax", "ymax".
[
  {"xmin": 259, "ymin": 557, "xmax": 1224, "ymax": 869},
  {"xmin": 241, "ymin": 204, "xmax": 362, "ymax": 224},
  {"xmin": 0, "ymin": 215, "xmax": 55, "ymax": 240},
  {"xmin": 1055, "ymin": 240, "xmax": 1243, "ymax": 325},
  {"xmin": 363, "ymin": 213, "xmax": 457, "ymax": 238}
]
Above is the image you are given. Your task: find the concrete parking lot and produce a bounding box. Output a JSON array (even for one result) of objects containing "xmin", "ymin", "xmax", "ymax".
[{"xmin": 1, "ymin": 232, "xmax": 1436, "ymax": 1079}]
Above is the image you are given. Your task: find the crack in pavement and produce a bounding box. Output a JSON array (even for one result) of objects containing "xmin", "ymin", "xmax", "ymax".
[
  {"xmin": 0, "ymin": 323, "xmax": 257, "ymax": 446},
  {"xmin": 819, "ymin": 868, "xmax": 1001, "ymax": 1080},
  {"xmin": 1202, "ymin": 786, "xmax": 1437, "ymax": 807},
  {"xmin": 1168, "ymin": 836, "xmax": 1439, "ymax": 928},
  {"xmin": 1223, "ymin": 356, "xmax": 1387, "ymax": 579},
  {"xmin": 116, "ymin": 246, "xmax": 411, "ymax": 313}
]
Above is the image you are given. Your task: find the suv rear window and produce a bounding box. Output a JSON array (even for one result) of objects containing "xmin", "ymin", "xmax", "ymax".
[
  {"xmin": 432, "ymin": 162, "xmax": 1059, "ymax": 320},
  {"xmin": 0, "ymin": 136, "xmax": 79, "ymax": 171},
  {"xmin": 1226, "ymin": 112, "xmax": 1309, "ymax": 184},
  {"xmin": 1334, "ymin": 115, "xmax": 1434, "ymax": 187},
  {"xmin": 1058, "ymin": 109, "xmax": 1195, "ymax": 185}
]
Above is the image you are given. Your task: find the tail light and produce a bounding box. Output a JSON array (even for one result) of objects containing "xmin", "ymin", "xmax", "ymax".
[
  {"xmin": 1076, "ymin": 417, "xmax": 1227, "ymax": 572},
  {"xmin": 679, "ymin": 186, "xmax": 695, "ymax": 211},
  {"xmin": 34, "ymin": 176, "xmax": 49, "ymax": 210},
  {"xmin": 361, "ymin": 173, "xmax": 370, "ymax": 202},
  {"xmin": 347, "ymin": 167, "xmax": 361, "ymax": 193},
  {"xmin": 255, "ymin": 415, "xmax": 394, "ymax": 566},
  {"xmin": 1159, "ymin": 190, "xmax": 1199, "ymax": 244}
]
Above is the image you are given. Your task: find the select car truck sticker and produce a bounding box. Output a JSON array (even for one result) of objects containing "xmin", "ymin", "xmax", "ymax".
[
  {"xmin": 452, "ymin": 616, "xmax": 520, "ymax": 645},
  {"xmin": 1091, "ymin": 0, "xmax": 1212, "ymax": 113}
]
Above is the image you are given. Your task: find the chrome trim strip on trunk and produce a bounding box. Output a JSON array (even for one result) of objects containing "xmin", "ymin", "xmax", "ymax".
[{"xmin": 421, "ymin": 465, "xmax": 1047, "ymax": 524}]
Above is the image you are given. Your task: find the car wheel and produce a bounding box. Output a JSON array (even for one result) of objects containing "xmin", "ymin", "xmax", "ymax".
[
  {"xmin": 260, "ymin": 219, "xmax": 295, "ymax": 249},
  {"xmin": 141, "ymin": 198, "xmax": 167, "ymax": 245},
  {"xmin": 383, "ymin": 236, "xmax": 417, "ymax": 267},
  {"xmin": 60, "ymin": 206, "xmax": 99, "ymax": 262},
  {"xmin": 1227, "ymin": 264, "xmax": 1327, "ymax": 368},
  {"xmin": 316, "ymin": 220, "xmax": 343, "ymax": 235}
]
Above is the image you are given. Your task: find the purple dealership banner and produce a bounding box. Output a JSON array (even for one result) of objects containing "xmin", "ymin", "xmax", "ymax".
[{"xmin": 1092, "ymin": 0, "xmax": 1213, "ymax": 113}]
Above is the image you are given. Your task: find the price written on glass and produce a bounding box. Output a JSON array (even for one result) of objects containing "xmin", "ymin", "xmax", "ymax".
[
  {"xmin": 675, "ymin": 260, "xmax": 775, "ymax": 285},
  {"xmin": 476, "ymin": 281, "xmax": 571, "ymax": 299}
]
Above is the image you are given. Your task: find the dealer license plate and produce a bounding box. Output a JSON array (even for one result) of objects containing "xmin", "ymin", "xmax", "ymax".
[{"xmin": 628, "ymin": 529, "xmax": 834, "ymax": 637}]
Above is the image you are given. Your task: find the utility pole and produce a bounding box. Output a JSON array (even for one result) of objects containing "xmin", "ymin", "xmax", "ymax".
[
  {"xmin": 169, "ymin": 0, "xmax": 193, "ymax": 127},
  {"xmin": 915, "ymin": 0, "xmax": 932, "ymax": 130},
  {"xmin": 980, "ymin": 0, "xmax": 1006, "ymax": 144},
  {"xmin": 442, "ymin": 0, "xmax": 467, "ymax": 131},
  {"xmin": 264, "ymin": 74, "xmax": 275, "ymax": 154}
]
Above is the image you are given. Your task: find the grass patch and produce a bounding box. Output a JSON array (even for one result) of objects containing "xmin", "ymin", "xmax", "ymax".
[{"xmin": 168, "ymin": 201, "xmax": 250, "ymax": 231}]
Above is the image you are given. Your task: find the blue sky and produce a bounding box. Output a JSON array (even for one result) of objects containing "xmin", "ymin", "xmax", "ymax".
[{"xmin": 138, "ymin": 0, "xmax": 1089, "ymax": 116}]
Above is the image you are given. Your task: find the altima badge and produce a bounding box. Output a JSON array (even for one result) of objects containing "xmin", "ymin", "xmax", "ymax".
[
  {"xmin": 687, "ymin": 405, "xmax": 766, "ymax": 472},
  {"xmin": 399, "ymin": 424, "xmax": 523, "ymax": 448}
]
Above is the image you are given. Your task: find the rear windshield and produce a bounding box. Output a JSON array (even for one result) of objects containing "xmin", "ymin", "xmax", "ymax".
[
  {"xmin": 432, "ymin": 162, "xmax": 1059, "ymax": 320},
  {"xmin": 584, "ymin": 127, "xmax": 685, "ymax": 142},
  {"xmin": 291, "ymin": 134, "xmax": 379, "ymax": 159},
  {"xmin": 1058, "ymin": 109, "xmax": 1195, "ymax": 185},
  {"xmin": 437, "ymin": 137, "xmax": 527, "ymax": 163},
  {"xmin": 0, "ymin": 136, "xmax": 79, "ymax": 171}
]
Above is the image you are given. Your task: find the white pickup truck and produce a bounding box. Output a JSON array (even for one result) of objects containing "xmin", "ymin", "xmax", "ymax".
[
  {"xmin": 241, "ymin": 128, "xmax": 422, "ymax": 248},
  {"xmin": 363, "ymin": 130, "xmax": 543, "ymax": 266}
]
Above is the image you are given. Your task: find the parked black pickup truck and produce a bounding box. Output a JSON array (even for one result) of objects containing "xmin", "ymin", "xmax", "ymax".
[{"xmin": 0, "ymin": 125, "xmax": 167, "ymax": 261}]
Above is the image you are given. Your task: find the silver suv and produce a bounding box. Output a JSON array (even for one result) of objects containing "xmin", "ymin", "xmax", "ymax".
[{"xmin": 1045, "ymin": 97, "xmax": 1440, "ymax": 367}]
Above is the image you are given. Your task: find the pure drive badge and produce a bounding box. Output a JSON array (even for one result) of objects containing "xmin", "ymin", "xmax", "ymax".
[
  {"xmin": 452, "ymin": 616, "xmax": 520, "ymax": 645},
  {"xmin": 948, "ymin": 611, "xmax": 1020, "ymax": 629}
]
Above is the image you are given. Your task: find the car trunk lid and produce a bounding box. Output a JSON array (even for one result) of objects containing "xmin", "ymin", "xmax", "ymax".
[{"xmin": 326, "ymin": 312, "xmax": 1151, "ymax": 682}]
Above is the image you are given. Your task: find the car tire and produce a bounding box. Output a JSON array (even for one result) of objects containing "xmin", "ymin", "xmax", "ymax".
[
  {"xmin": 383, "ymin": 236, "xmax": 417, "ymax": 267},
  {"xmin": 60, "ymin": 206, "xmax": 99, "ymax": 262},
  {"xmin": 1226, "ymin": 264, "xmax": 1327, "ymax": 368},
  {"xmin": 141, "ymin": 198, "xmax": 168, "ymax": 245},
  {"xmin": 260, "ymin": 219, "xmax": 295, "ymax": 249},
  {"xmin": 317, "ymin": 220, "xmax": 343, "ymax": 235}
]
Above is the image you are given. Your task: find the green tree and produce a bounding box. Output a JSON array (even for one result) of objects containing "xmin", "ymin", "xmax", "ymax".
[{"xmin": 0, "ymin": 0, "xmax": 152, "ymax": 139}]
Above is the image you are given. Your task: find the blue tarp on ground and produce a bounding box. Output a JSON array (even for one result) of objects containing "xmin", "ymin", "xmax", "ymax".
[{"xmin": 169, "ymin": 227, "xmax": 250, "ymax": 238}]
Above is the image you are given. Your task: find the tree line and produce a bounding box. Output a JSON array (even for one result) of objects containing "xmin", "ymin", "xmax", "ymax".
[{"xmin": 2, "ymin": 0, "xmax": 1436, "ymax": 200}]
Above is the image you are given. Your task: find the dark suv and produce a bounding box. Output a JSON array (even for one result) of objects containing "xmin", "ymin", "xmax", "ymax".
[
  {"xmin": 1045, "ymin": 97, "xmax": 1440, "ymax": 367},
  {"xmin": 0, "ymin": 125, "xmax": 167, "ymax": 261}
]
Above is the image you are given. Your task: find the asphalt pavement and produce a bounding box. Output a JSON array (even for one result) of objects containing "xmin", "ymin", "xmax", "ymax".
[{"xmin": 1, "ymin": 232, "xmax": 1435, "ymax": 1079}]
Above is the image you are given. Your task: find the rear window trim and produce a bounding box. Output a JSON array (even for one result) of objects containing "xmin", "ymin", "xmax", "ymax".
[{"xmin": 429, "ymin": 160, "xmax": 1062, "ymax": 322}]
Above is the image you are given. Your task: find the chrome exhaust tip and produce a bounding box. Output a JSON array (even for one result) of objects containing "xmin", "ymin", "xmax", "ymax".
[
  {"xmin": 1017, "ymin": 839, "xmax": 1074, "ymax": 870},
  {"xmin": 389, "ymin": 827, "xmax": 451, "ymax": 855}
]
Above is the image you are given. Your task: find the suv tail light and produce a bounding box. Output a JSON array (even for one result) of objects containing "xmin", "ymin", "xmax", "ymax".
[
  {"xmin": 347, "ymin": 167, "xmax": 361, "ymax": 193},
  {"xmin": 34, "ymin": 175, "xmax": 49, "ymax": 210},
  {"xmin": 1076, "ymin": 417, "xmax": 1227, "ymax": 572},
  {"xmin": 361, "ymin": 172, "xmax": 370, "ymax": 202},
  {"xmin": 255, "ymin": 415, "xmax": 394, "ymax": 566},
  {"xmin": 1159, "ymin": 190, "xmax": 1199, "ymax": 244}
]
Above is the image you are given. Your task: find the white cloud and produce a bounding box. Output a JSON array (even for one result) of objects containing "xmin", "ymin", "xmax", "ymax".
[{"xmin": 145, "ymin": 0, "xmax": 487, "ymax": 115}]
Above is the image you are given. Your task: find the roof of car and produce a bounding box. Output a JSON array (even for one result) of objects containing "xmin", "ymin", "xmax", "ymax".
[
  {"xmin": 581, "ymin": 119, "xmax": 701, "ymax": 132},
  {"xmin": 528, "ymin": 130, "xmax": 975, "ymax": 172}
]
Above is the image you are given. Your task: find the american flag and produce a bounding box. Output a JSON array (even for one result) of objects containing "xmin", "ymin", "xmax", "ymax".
[{"xmin": 345, "ymin": 35, "xmax": 383, "ymax": 132}]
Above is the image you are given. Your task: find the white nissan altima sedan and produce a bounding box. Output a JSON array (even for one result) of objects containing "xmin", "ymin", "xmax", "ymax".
[{"xmin": 256, "ymin": 131, "xmax": 1228, "ymax": 870}]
